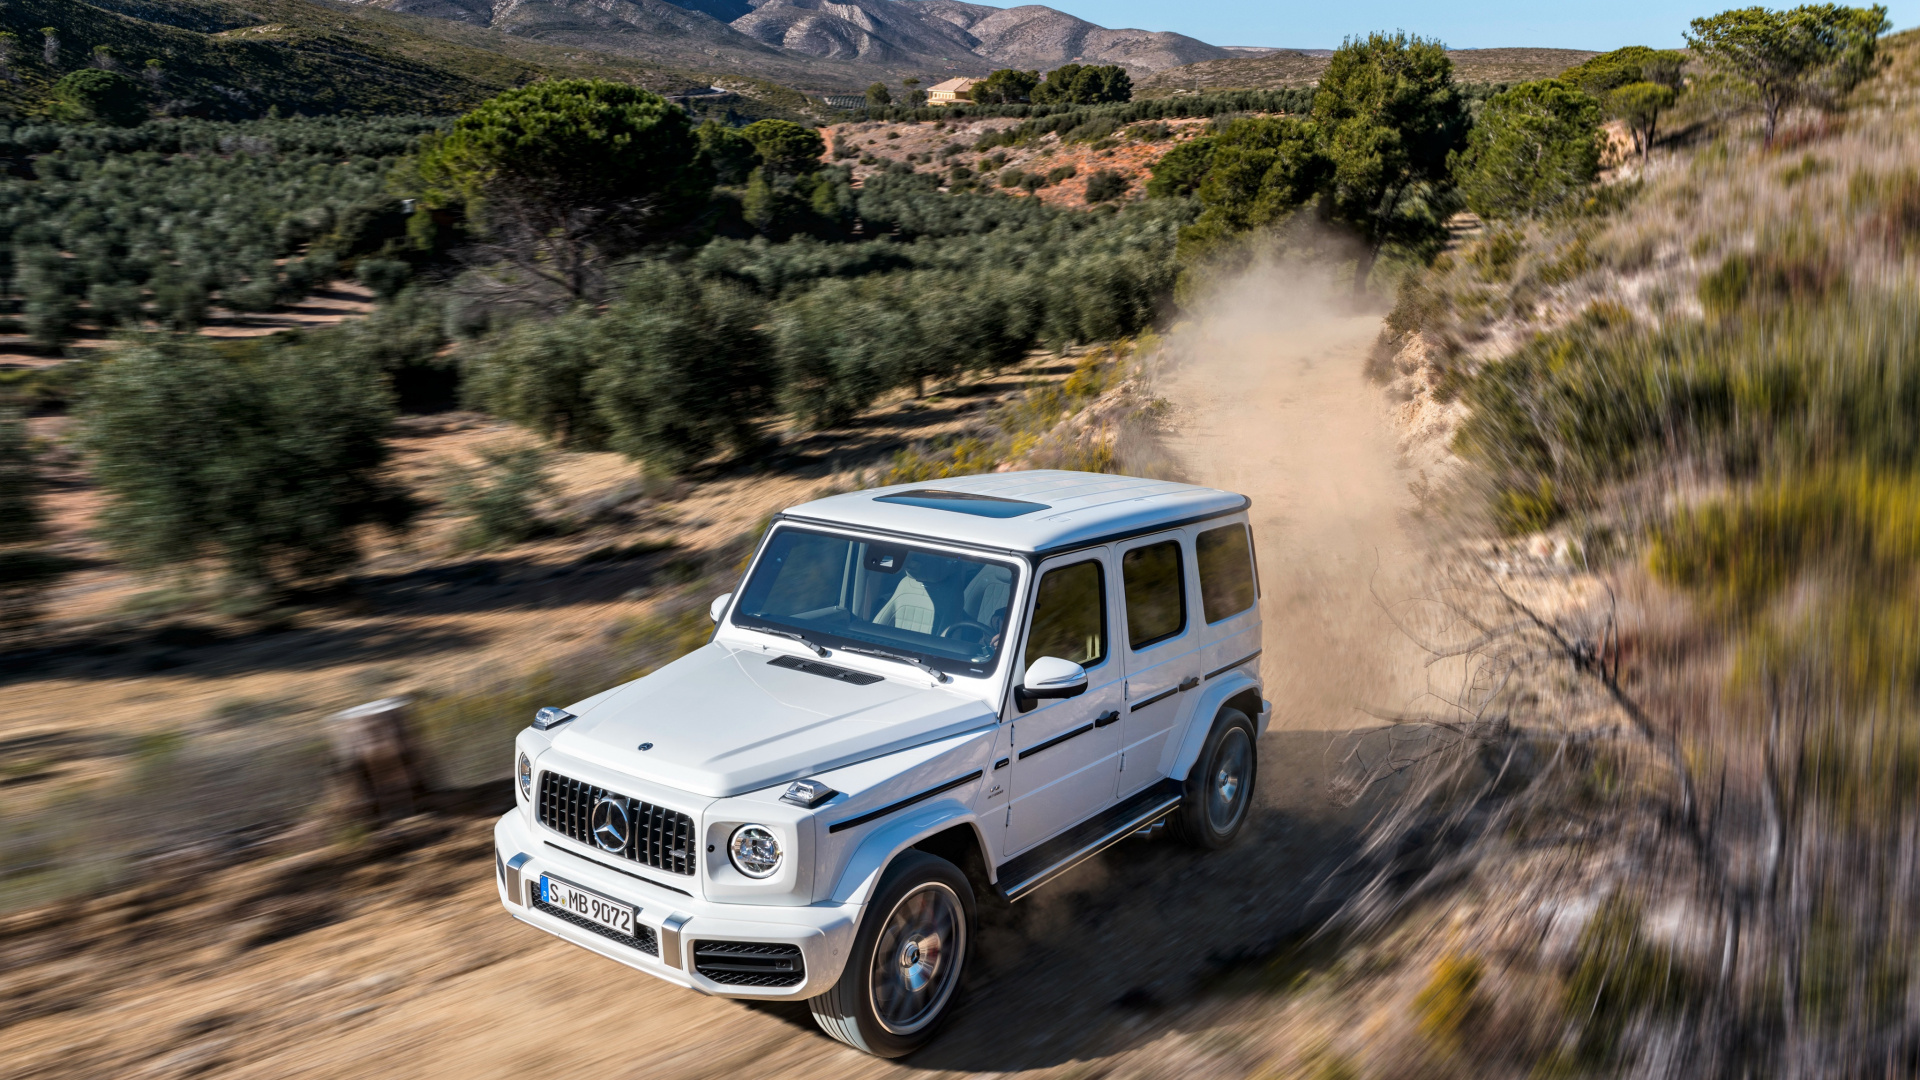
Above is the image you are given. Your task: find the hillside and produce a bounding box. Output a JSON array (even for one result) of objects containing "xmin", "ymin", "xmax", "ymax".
[
  {"xmin": 0, "ymin": 0, "xmax": 817, "ymax": 120},
  {"xmin": 1137, "ymin": 45, "xmax": 1598, "ymax": 96},
  {"xmin": 364, "ymin": 0, "xmax": 1230, "ymax": 89}
]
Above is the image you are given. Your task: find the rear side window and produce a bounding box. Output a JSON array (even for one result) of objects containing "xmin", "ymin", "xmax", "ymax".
[
  {"xmin": 1196, "ymin": 524, "xmax": 1257, "ymax": 622},
  {"xmin": 1122, "ymin": 539, "xmax": 1186, "ymax": 649},
  {"xmin": 1024, "ymin": 560, "xmax": 1107, "ymax": 671}
]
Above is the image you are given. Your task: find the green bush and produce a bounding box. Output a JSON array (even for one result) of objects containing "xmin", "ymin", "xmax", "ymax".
[
  {"xmin": 0, "ymin": 410, "xmax": 38, "ymax": 546},
  {"xmin": 587, "ymin": 271, "xmax": 775, "ymax": 474},
  {"xmin": 82, "ymin": 338, "xmax": 414, "ymax": 588},
  {"xmin": 464, "ymin": 309, "xmax": 607, "ymax": 450},
  {"xmin": 444, "ymin": 444, "xmax": 553, "ymax": 548},
  {"xmin": 49, "ymin": 69, "xmax": 147, "ymax": 127},
  {"xmin": 1146, "ymin": 136, "xmax": 1215, "ymax": 198},
  {"xmin": 1453, "ymin": 80, "xmax": 1604, "ymax": 219},
  {"xmin": 1084, "ymin": 169, "xmax": 1131, "ymax": 202}
]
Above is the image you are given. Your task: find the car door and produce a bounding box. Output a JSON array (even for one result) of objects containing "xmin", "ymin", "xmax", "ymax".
[
  {"xmin": 1003, "ymin": 550, "xmax": 1123, "ymax": 855},
  {"xmin": 1115, "ymin": 532, "xmax": 1204, "ymax": 799}
]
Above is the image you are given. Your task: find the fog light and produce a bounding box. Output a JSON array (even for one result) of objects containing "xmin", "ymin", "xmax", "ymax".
[
  {"xmin": 728, "ymin": 825, "xmax": 782, "ymax": 878},
  {"xmin": 517, "ymin": 752, "xmax": 534, "ymax": 799}
]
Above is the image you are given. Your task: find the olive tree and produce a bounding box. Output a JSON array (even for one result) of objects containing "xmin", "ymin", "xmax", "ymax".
[
  {"xmin": 1453, "ymin": 79, "xmax": 1604, "ymax": 218},
  {"xmin": 83, "ymin": 339, "xmax": 413, "ymax": 589},
  {"xmin": 588, "ymin": 270, "xmax": 775, "ymax": 474},
  {"xmin": 410, "ymin": 80, "xmax": 709, "ymax": 305},
  {"xmin": 0, "ymin": 410, "xmax": 38, "ymax": 546}
]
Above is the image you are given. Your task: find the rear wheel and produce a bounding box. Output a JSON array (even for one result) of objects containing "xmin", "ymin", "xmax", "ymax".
[
  {"xmin": 809, "ymin": 850, "xmax": 974, "ymax": 1057},
  {"xmin": 1173, "ymin": 707, "xmax": 1257, "ymax": 849}
]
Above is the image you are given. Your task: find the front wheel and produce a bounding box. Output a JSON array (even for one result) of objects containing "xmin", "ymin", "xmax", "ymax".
[
  {"xmin": 1173, "ymin": 707, "xmax": 1257, "ymax": 849},
  {"xmin": 809, "ymin": 850, "xmax": 975, "ymax": 1057}
]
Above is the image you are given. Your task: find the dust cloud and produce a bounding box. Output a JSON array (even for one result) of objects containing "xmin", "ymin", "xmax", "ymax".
[{"xmin": 1152, "ymin": 260, "xmax": 1435, "ymax": 735}]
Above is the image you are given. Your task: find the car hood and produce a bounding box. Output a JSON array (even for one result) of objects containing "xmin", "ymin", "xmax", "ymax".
[{"xmin": 552, "ymin": 643, "xmax": 997, "ymax": 798}]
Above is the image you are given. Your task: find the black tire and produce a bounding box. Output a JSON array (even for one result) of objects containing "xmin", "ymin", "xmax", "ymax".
[
  {"xmin": 1173, "ymin": 707, "xmax": 1258, "ymax": 849},
  {"xmin": 809, "ymin": 850, "xmax": 975, "ymax": 1057}
]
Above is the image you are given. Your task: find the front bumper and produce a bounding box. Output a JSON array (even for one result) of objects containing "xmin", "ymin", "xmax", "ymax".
[{"xmin": 492, "ymin": 811, "xmax": 860, "ymax": 999}]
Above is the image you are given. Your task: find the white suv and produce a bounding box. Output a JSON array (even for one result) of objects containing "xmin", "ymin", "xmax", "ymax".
[{"xmin": 494, "ymin": 471, "xmax": 1268, "ymax": 1056}]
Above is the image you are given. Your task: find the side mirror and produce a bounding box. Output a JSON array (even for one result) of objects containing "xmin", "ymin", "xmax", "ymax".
[
  {"xmin": 1016, "ymin": 655, "xmax": 1088, "ymax": 711},
  {"xmin": 708, "ymin": 592, "xmax": 732, "ymax": 624}
]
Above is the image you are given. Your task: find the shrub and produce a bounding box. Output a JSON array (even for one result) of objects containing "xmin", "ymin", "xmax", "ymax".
[
  {"xmin": 0, "ymin": 411, "xmax": 38, "ymax": 546},
  {"xmin": 1084, "ymin": 169, "xmax": 1130, "ymax": 202},
  {"xmin": 1453, "ymin": 79, "xmax": 1604, "ymax": 219},
  {"xmin": 1145, "ymin": 136, "xmax": 1215, "ymax": 198},
  {"xmin": 999, "ymin": 167, "xmax": 1027, "ymax": 188},
  {"xmin": 83, "ymin": 338, "xmax": 414, "ymax": 588},
  {"xmin": 443, "ymin": 444, "xmax": 553, "ymax": 548},
  {"xmin": 588, "ymin": 270, "xmax": 776, "ymax": 474},
  {"xmin": 464, "ymin": 311, "xmax": 607, "ymax": 449},
  {"xmin": 49, "ymin": 69, "xmax": 147, "ymax": 127},
  {"xmin": 355, "ymin": 257, "xmax": 412, "ymax": 301}
]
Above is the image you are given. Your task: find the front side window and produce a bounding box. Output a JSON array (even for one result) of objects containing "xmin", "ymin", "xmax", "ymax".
[
  {"xmin": 733, "ymin": 527, "xmax": 1018, "ymax": 677},
  {"xmin": 1196, "ymin": 523, "xmax": 1257, "ymax": 622},
  {"xmin": 1122, "ymin": 539, "xmax": 1186, "ymax": 650},
  {"xmin": 1024, "ymin": 560, "xmax": 1106, "ymax": 672}
]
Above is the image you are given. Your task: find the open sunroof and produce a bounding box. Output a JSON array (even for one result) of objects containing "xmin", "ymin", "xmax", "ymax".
[{"xmin": 873, "ymin": 489, "xmax": 1051, "ymax": 518}]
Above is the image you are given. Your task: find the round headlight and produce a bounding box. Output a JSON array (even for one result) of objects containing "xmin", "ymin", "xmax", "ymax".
[
  {"xmin": 728, "ymin": 824, "xmax": 783, "ymax": 879},
  {"xmin": 517, "ymin": 752, "xmax": 534, "ymax": 799}
]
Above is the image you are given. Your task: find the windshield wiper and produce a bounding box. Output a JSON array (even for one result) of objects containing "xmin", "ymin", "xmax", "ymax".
[
  {"xmin": 837, "ymin": 645, "xmax": 952, "ymax": 684},
  {"xmin": 743, "ymin": 624, "xmax": 829, "ymax": 657}
]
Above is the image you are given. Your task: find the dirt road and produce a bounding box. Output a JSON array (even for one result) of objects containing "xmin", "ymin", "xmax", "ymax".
[{"xmin": 0, "ymin": 269, "xmax": 1418, "ymax": 1080}]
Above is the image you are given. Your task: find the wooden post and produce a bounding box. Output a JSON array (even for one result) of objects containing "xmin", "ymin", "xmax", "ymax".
[{"xmin": 327, "ymin": 697, "xmax": 430, "ymax": 823}]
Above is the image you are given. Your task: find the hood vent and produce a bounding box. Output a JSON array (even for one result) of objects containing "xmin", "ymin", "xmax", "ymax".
[{"xmin": 768, "ymin": 654, "xmax": 884, "ymax": 686}]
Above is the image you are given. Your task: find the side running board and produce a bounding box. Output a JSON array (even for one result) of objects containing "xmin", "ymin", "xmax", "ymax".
[{"xmin": 994, "ymin": 779, "xmax": 1184, "ymax": 902}]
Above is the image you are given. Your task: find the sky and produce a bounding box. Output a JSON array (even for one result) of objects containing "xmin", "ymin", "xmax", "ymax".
[{"xmin": 1037, "ymin": 0, "xmax": 1920, "ymax": 51}]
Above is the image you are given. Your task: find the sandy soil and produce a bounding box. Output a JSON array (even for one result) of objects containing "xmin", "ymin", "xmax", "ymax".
[
  {"xmin": 822, "ymin": 119, "xmax": 1204, "ymax": 209},
  {"xmin": 0, "ymin": 266, "xmax": 1423, "ymax": 1078}
]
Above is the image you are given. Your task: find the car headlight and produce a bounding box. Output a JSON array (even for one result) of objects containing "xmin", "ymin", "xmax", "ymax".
[
  {"xmin": 728, "ymin": 824, "xmax": 782, "ymax": 878},
  {"xmin": 517, "ymin": 752, "xmax": 534, "ymax": 799}
]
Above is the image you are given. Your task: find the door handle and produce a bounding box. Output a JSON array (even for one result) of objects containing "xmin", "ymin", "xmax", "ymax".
[
  {"xmin": 1094, "ymin": 710, "xmax": 1120, "ymax": 727},
  {"xmin": 1178, "ymin": 676, "xmax": 1200, "ymax": 692}
]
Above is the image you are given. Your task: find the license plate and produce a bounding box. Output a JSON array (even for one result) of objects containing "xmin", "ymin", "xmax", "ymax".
[{"xmin": 540, "ymin": 875, "xmax": 637, "ymax": 937}]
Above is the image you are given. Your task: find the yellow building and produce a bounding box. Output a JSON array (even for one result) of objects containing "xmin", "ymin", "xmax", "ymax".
[{"xmin": 924, "ymin": 77, "xmax": 978, "ymax": 106}]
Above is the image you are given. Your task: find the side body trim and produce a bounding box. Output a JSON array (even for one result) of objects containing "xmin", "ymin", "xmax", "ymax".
[
  {"xmin": 828, "ymin": 770, "xmax": 985, "ymax": 834},
  {"xmin": 1017, "ymin": 722, "xmax": 1095, "ymax": 760},
  {"xmin": 1130, "ymin": 686, "xmax": 1179, "ymax": 712},
  {"xmin": 1206, "ymin": 650, "xmax": 1263, "ymax": 680}
]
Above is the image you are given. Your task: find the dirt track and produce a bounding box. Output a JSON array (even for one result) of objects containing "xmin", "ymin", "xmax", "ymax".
[{"xmin": 0, "ymin": 268, "xmax": 1420, "ymax": 1080}]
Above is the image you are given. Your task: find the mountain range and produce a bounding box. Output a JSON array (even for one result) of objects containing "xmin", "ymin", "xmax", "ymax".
[{"xmin": 357, "ymin": 0, "xmax": 1229, "ymax": 88}]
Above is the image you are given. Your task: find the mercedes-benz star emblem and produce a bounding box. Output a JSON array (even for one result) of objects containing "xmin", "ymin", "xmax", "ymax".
[{"xmin": 591, "ymin": 795, "xmax": 630, "ymax": 853}]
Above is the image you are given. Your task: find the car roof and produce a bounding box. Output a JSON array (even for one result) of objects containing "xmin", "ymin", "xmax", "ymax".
[{"xmin": 779, "ymin": 470, "xmax": 1250, "ymax": 556}]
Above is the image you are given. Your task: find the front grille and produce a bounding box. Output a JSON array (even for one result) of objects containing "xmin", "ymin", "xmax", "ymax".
[
  {"xmin": 537, "ymin": 771, "xmax": 697, "ymax": 876},
  {"xmin": 532, "ymin": 890, "xmax": 660, "ymax": 956},
  {"xmin": 693, "ymin": 940, "xmax": 805, "ymax": 987}
]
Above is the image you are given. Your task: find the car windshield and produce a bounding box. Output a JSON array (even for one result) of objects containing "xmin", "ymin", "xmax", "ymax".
[{"xmin": 732, "ymin": 527, "xmax": 1020, "ymax": 678}]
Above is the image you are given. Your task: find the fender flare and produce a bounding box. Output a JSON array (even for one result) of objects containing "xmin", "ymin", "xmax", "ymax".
[
  {"xmin": 827, "ymin": 798, "xmax": 993, "ymax": 905},
  {"xmin": 1168, "ymin": 671, "xmax": 1264, "ymax": 782}
]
